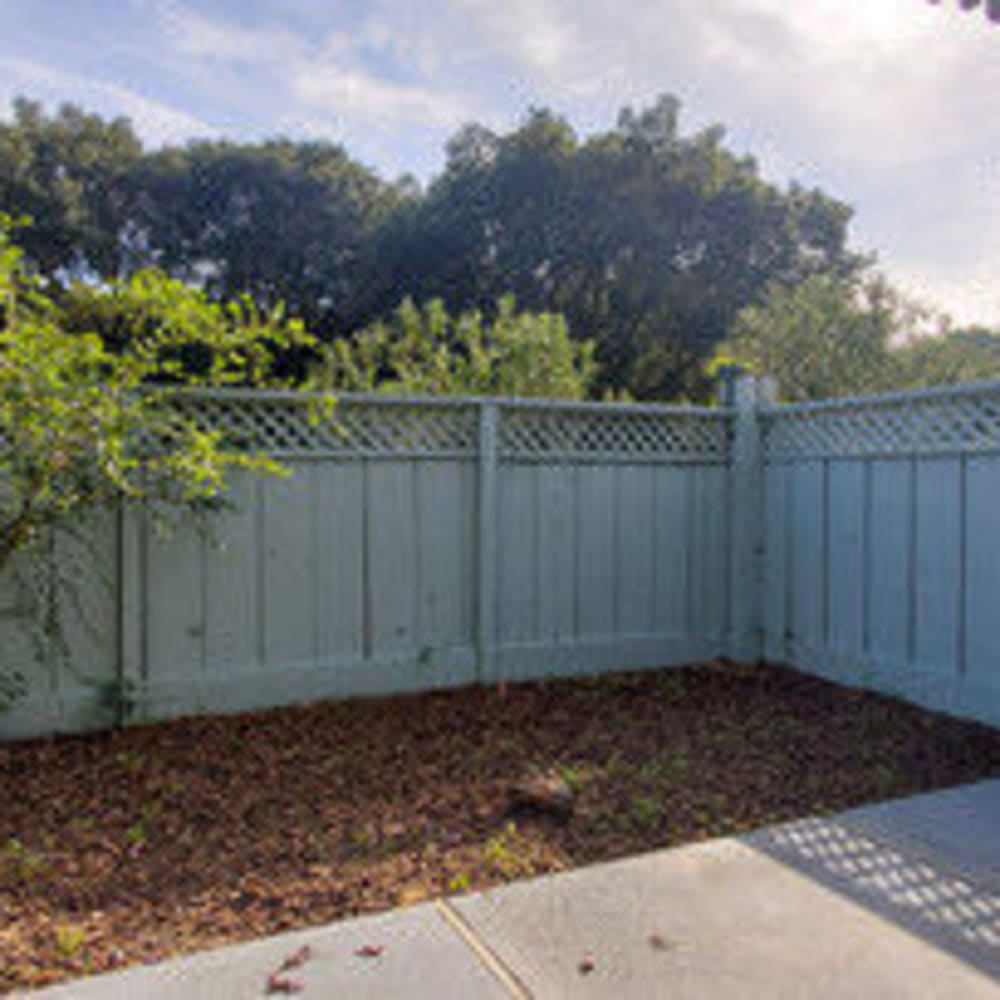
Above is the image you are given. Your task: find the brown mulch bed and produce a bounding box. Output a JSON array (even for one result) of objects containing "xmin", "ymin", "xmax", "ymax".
[{"xmin": 2, "ymin": 660, "xmax": 1000, "ymax": 992}]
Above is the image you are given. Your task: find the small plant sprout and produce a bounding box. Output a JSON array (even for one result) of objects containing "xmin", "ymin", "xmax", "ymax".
[{"xmin": 54, "ymin": 925, "xmax": 85, "ymax": 960}]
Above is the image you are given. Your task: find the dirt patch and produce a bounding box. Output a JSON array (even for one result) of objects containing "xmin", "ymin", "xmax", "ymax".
[{"xmin": 2, "ymin": 660, "xmax": 999, "ymax": 991}]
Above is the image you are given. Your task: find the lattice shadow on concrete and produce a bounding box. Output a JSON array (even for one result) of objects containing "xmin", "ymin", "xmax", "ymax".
[{"xmin": 745, "ymin": 815, "xmax": 1000, "ymax": 981}]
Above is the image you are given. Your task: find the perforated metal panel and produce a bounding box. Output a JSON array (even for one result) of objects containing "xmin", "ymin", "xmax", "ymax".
[{"xmin": 764, "ymin": 384, "xmax": 1000, "ymax": 460}]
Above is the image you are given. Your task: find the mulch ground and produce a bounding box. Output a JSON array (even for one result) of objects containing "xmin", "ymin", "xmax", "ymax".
[{"xmin": 2, "ymin": 659, "xmax": 1000, "ymax": 992}]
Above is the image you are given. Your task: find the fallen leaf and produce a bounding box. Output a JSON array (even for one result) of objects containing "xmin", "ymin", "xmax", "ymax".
[
  {"xmin": 279, "ymin": 945, "xmax": 312, "ymax": 971},
  {"xmin": 265, "ymin": 971, "xmax": 303, "ymax": 994},
  {"xmin": 354, "ymin": 944, "xmax": 384, "ymax": 958}
]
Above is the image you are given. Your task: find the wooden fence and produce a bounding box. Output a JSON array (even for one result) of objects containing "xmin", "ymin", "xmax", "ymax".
[
  {"xmin": 0, "ymin": 392, "xmax": 732, "ymax": 738},
  {"xmin": 762, "ymin": 381, "xmax": 1000, "ymax": 729},
  {"xmin": 4, "ymin": 378, "xmax": 1000, "ymax": 740}
]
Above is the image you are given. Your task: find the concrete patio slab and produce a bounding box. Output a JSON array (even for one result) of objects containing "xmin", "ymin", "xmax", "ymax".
[
  {"xmin": 839, "ymin": 778, "xmax": 1000, "ymax": 886},
  {"xmin": 26, "ymin": 902, "xmax": 509, "ymax": 1000},
  {"xmin": 453, "ymin": 835, "xmax": 998, "ymax": 999},
  {"xmin": 743, "ymin": 781, "xmax": 1000, "ymax": 982},
  {"xmin": 25, "ymin": 780, "xmax": 1000, "ymax": 999}
]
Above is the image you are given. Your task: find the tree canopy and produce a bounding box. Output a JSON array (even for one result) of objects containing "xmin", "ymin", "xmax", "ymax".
[
  {"xmin": 0, "ymin": 93, "xmax": 995, "ymax": 403},
  {"xmin": 382, "ymin": 97, "xmax": 862, "ymax": 399},
  {"xmin": 0, "ymin": 215, "xmax": 324, "ymax": 573},
  {"xmin": 0, "ymin": 98, "xmax": 142, "ymax": 277},
  {"xmin": 716, "ymin": 270, "xmax": 1000, "ymax": 401},
  {"xmin": 130, "ymin": 139, "xmax": 402, "ymax": 334},
  {"xmin": 322, "ymin": 295, "xmax": 597, "ymax": 399}
]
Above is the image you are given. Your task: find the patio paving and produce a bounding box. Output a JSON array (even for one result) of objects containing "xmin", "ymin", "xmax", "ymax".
[{"xmin": 26, "ymin": 780, "xmax": 1000, "ymax": 999}]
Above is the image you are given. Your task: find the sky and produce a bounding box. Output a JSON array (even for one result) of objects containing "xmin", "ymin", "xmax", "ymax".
[{"xmin": 0, "ymin": 0, "xmax": 998, "ymax": 327}]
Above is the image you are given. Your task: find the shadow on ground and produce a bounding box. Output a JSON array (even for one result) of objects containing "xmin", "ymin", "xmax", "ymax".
[{"xmin": 746, "ymin": 784, "xmax": 1000, "ymax": 981}]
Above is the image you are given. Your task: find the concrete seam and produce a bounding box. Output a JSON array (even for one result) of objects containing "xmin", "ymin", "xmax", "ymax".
[{"xmin": 434, "ymin": 899, "xmax": 532, "ymax": 999}]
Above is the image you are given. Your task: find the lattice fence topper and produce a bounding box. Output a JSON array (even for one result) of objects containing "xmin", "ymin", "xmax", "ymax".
[
  {"xmin": 764, "ymin": 382, "xmax": 1000, "ymax": 460},
  {"xmin": 168, "ymin": 390, "xmax": 732, "ymax": 462},
  {"xmin": 170, "ymin": 391, "xmax": 479, "ymax": 458},
  {"xmin": 499, "ymin": 403, "xmax": 730, "ymax": 463}
]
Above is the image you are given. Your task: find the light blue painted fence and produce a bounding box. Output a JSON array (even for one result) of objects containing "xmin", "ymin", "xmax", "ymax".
[
  {"xmin": 762, "ymin": 381, "xmax": 1000, "ymax": 729},
  {"xmin": 0, "ymin": 392, "xmax": 733, "ymax": 739},
  {"xmin": 5, "ymin": 379, "xmax": 1000, "ymax": 740}
]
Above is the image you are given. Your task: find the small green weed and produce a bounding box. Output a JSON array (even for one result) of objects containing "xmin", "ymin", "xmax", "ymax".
[
  {"xmin": 555, "ymin": 761, "xmax": 594, "ymax": 793},
  {"xmin": 657, "ymin": 672, "xmax": 685, "ymax": 698},
  {"xmin": 114, "ymin": 750, "xmax": 144, "ymax": 774},
  {"xmin": 484, "ymin": 822, "xmax": 517, "ymax": 868},
  {"xmin": 2, "ymin": 837, "xmax": 45, "ymax": 881},
  {"xmin": 638, "ymin": 751, "xmax": 690, "ymax": 785},
  {"xmin": 448, "ymin": 871, "xmax": 471, "ymax": 893},
  {"xmin": 629, "ymin": 794, "xmax": 664, "ymax": 830},
  {"xmin": 54, "ymin": 925, "xmax": 85, "ymax": 960},
  {"xmin": 124, "ymin": 802, "xmax": 162, "ymax": 850}
]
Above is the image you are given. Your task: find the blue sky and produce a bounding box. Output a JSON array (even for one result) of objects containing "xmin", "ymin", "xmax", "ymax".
[{"xmin": 1, "ymin": 0, "xmax": 998, "ymax": 327}]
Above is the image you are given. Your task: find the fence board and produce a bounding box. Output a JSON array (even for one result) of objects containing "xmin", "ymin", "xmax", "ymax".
[
  {"xmin": 764, "ymin": 463, "xmax": 788, "ymax": 662},
  {"xmin": 498, "ymin": 464, "xmax": 539, "ymax": 645},
  {"xmin": 314, "ymin": 461, "xmax": 365, "ymax": 663},
  {"xmin": 204, "ymin": 472, "xmax": 260, "ymax": 677},
  {"xmin": 574, "ymin": 466, "xmax": 617, "ymax": 639},
  {"xmin": 145, "ymin": 514, "xmax": 203, "ymax": 682},
  {"xmin": 616, "ymin": 466, "xmax": 657, "ymax": 636},
  {"xmin": 826, "ymin": 461, "xmax": 865, "ymax": 666},
  {"xmin": 789, "ymin": 461, "xmax": 825, "ymax": 655},
  {"xmin": 538, "ymin": 465, "xmax": 577, "ymax": 643},
  {"xmin": 262, "ymin": 467, "xmax": 316, "ymax": 670},
  {"xmin": 367, "ymin": 463, "xmax": 420, "ymax": 657},
  {"xmin": 653, "ymin": 466, "xmax": 690, "ymax": 635},
  {"xmin": 415, "ymin": 461, "xmax": 471, "ymax": 653},
  {"xmin": 914, "ymin": 458, "xmax": 962, "ymax": 678},
  {"xmin": 868, "ymin": 460, "xmax": 912, "ymax": 678},
  {"xmin": 965, "ymin": 457, "xmax": 1000, "ymax": 686}
]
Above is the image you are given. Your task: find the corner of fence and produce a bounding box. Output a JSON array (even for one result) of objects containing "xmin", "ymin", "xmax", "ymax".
[
  {"xmin": 723, "ymin": 373, "xmax": 776, "ymax": 664},
  {"xmin": 476, "ymin": 401, "xmax": 499, "ymax": 683}
]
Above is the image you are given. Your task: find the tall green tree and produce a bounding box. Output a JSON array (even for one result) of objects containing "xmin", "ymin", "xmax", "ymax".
[
  {"xmin": 0, "ymin": 99, "xmax": 142, "ymax": 276},
  {"xmin": 131, "ymin": 139, "xmax": 402, "ymax": 334},
  {"xmin": 716, "ymin": 273, "xmax": 899, "ymax": 401},
  {"xmin": 892, "ymin": 327, "xmax": 1000, "ymax": 388},
  {"xmin": 382, "ymin": 96, "xmax": 863, "ymax": 400}
]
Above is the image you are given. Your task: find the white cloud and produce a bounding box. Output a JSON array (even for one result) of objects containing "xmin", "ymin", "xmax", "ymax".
[
  {"xmin": 0, "ymin": 56, "xmax": 214, "ymax": 145},
  {"xmin": 154, "ymin": 3, "xmax": 472, "ymax": 128},
  {"xmin": 158, "ymin": 4, "xmax": 304, "ymax": 66},
  {"xmin": 291, "ymin": 64, "xmax": 467, "ymax": 128},
  {"xmin": 448, "ymin": 0, "xmax": 580, "ymax": 76}
]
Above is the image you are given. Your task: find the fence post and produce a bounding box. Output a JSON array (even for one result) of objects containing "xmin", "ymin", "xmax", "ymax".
[
  {"xmin": 117, "ymin": 501, "xmax": 146, "ymax": 722},
  {"xmin": 725, "ymin": 373, "xmax": 775, "ymax": 663},
  {"xmin": 476, "ymin": 403, "xmax": 499, "ymax": 683}
]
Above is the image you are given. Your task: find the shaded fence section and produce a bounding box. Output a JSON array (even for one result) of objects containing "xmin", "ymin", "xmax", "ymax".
[
  {"xmin": 0, "ymin": 393, "xmax": 732, "ymax": 738},
  {"xmin": 762, "ymin": 382, "xmax": 1000, "ymax": 728}
]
